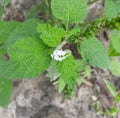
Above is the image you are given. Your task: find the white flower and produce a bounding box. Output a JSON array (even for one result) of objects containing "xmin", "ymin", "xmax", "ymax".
[{"xmin": 51, "ymin": 49, "xmax": 70, "ymax": 61}]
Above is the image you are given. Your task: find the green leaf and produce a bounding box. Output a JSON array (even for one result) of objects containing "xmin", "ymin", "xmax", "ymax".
[
  {"xmin": 108, "ymin": 43, "xmax": 120, "ymax": 56},
  {"xmin": 115, "ymin": 94, "xmax": 120, "ymax": 102},
  {"xmin": 110, "ymin": 30, "xmax": 120, "ymax": 53},
  {"xmin": 110, "ymin": 59, "xmax": 120, "ymax": 76},
  {"xmin": 51, "ymin": 0, "xmax": 87, "ymax": 28},
  {"xmin": 0, "ymin": 5, "xmax": 3, "ymax": 19},
  {"xmin": 25, "ymin": 2, "xmax": 43, "ymax": 19},
  {"xmin": 0, "ymin": 37, "xmax": 52, "ymax": 79},
  {"xmin": 68, "ymin": 25, "xmax": 81, "ymax": 36},
  {"xmin": 75, "ymin": 59, "xmax": 91, "ymax": 78},
  {"xmin": 3, "ymin": 19, "xmax": 40, "ymax": 48},
  {"xmin": 0, "ymin": 48, "xmax": 6, "ymax": 57},
  {"xmin": 75, "ymin": 59, "xmax": 87, "ymax": 72},
  {"xmin": 56, "ymin": 55, "xmax": 77, "ymax": 90},
  {"xmin": 0, "ymin": 21, "xmax": 20, "ymax": 46},
  {"xmin": 84, "ymin": 65, "xmax": 91, "ymax": 78},
  {"xmin": 3, "ymin": 0, "xmax": 10, "ymax": 6},
  {"xmin": 105, "ymin": 0, "xmax": 120, "ymax": 19},
  {"xmin": 46, "ymin": 60, "xmax": 60, "ymax": 81},
  {"xmin": 0, "ymin": 78, "xmax": 12, "ymax": 108},
  {"xmin": 105, "ymin": 106, "xmax": 119, "ymax": 117},
  {"xmin": 58, "ymin": 78, "xmax": 66, "ymax": 93},
  {"xmin": 37, "ymin": 23, "xmax": 65, "ymax": 47},
  {"xmin": 80, "ymin": 37, "xmax": 110, "ymax": 69},
  {"xmin": 104, "ymin": 79, "xmax": 117, "ymax": 97}
]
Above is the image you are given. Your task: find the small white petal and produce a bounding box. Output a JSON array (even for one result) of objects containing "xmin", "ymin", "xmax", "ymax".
[{"xmin": 51, "ymin": 49, "xmax": 71, "ymax": 61}]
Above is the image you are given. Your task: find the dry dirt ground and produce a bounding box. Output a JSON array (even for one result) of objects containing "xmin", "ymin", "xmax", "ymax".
[{"xmin": 0, "ymin": 0, "xmax": 120, "ymax": 118}]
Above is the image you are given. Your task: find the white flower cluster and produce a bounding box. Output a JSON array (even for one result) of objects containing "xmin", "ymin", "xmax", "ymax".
[{"xmin": 51, "ymin": 49, "xmax": 69, "ymax": 61}]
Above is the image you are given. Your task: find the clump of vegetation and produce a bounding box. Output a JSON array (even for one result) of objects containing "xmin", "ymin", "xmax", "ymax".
[{"xmin": 0, "ymin": 1, "xmax": 120, "ymax": 117}]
